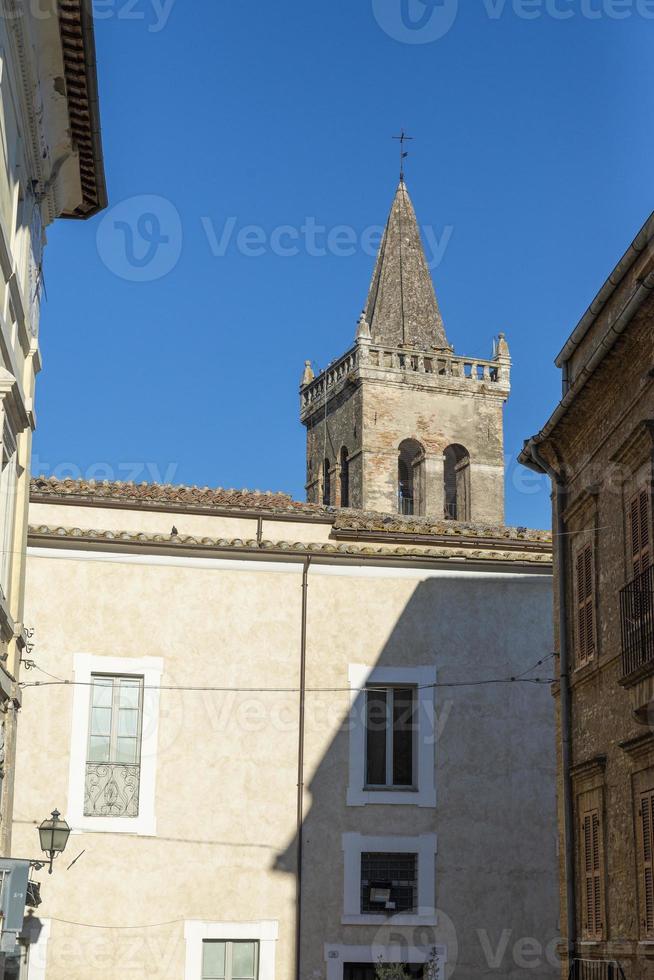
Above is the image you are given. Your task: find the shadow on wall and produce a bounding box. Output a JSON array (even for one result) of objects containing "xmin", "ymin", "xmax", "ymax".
[{"xmin": 272, "ymin": 573, "xmax": 558, "ymax": 980}]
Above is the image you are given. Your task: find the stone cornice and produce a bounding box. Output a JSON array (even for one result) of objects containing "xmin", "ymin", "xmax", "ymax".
[{"xmin": 619, "ymin": 731, "xmax": 654, "ymax": 764}]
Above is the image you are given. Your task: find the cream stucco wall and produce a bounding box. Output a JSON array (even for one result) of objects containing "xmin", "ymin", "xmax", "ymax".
[{"xmin": 13, "ymin": 503, "xmax": 557, "ymax": 980}]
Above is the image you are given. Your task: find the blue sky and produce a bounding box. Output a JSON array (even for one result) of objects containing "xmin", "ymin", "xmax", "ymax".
[{"xmin": 35, "ymin": 0, "xmax": 653, "ymax": 529}]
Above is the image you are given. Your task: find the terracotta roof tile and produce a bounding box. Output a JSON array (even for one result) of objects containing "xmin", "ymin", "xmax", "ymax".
[
  {"xmin": 27, "ymin": 524, "xmax": 552, "ymax": 566},
  {"xmin": 29, "ymin": 477, "xmax": 552, "ymax": 547},
  {"xmin": 30, "ymin": 476, "xmax": 324, "ymax": 515}
]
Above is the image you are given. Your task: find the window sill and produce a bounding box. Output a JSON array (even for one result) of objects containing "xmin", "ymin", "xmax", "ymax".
[
  {"xmin": 347, "ymin": 785, "xmax": 436, "ymax": 807},
  {"xmin": 341, "ymin": 913, "xmax": 438, "ymax": 927},
  {"xmin": 71, "ymin": 814, "xmax": 157, "ymax": 837},
  {"xmin": 363, "ymin": 785, "xmax": 418, "ymax": 793}
]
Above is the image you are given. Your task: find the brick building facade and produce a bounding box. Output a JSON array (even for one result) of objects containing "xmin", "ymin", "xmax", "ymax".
[{"xmin": 521, "ymin": 211, "xmax": 654, "ymax": 980}]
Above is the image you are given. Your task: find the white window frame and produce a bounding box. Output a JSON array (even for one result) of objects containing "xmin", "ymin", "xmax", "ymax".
[
  {"xmin": 347, "ymin": 665, "xmax": 436, "ymax": 807},
  {"xmin": 68, "ymin": 653, "xmax": 163, "ymax": 836},
  {"xmin": 184, "ymin": 920, "xmax": 278, "ymax": 980},
  {"xmin": 342, "ymin": 832, "xmax": 438, "ymax": 926},
  {"xmin": 324, "ymin": 943, "xmax": 447, "ymax": 980}
]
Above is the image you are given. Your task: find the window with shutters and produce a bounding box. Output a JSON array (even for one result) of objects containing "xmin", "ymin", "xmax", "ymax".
[
  {"xmin": 628, "ymin": 489, "xmax": 651, "ymax": 581},
  {"xmin": 575, "ymin": 543, "xmax": 596, "ymax": 667},
  {"xmin": 579, "ymin": 801, "xmax": 605, "ymax": 940},
  {"xmin": 637, "ymin": 787, "xmax": 654, "ymax": 938}
]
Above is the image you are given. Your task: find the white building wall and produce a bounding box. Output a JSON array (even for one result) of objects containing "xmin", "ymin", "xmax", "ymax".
[{"xmin": 12, "ymin": 511, "xmax": 557, "ymax": 980}]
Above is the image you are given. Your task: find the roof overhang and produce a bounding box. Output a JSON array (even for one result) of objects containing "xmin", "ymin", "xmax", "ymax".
[
  {"xmin": 520, "ymin": 210, "xmax": 654, "ymax": 471},
  {"xmin": 56, "ymin": 0, "xmax": 107, "ymax": 219}
]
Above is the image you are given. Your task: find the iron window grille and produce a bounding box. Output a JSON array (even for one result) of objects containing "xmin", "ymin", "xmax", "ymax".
[
  {"xmin": 360, "ymin": 851, "xmax": 418, "ymax": 914},
  {"xmin": 568, "ymin": 960, "xmax": 625, "ymax": 980},
  {"xmin": 84, "ymin": 674, "xmax": 144, "ymax": 818}
]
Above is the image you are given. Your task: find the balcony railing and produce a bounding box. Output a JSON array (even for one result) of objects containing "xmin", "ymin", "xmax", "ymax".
[
  {"xmin": 84, "ymin": 762, "xmax": 140, "ymax": 818},
  {"xmin": 569, "ymin": 960, "xmax": 626, "ymax": 980},
  {"xmin": 620, "ymin": 565, "xmax": 654, "ymax": 678}
]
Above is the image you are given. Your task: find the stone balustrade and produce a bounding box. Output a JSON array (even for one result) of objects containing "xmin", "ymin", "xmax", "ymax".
[{"xmin": 301, "ymin": 342, "xmax": 509, "ymax": 412}]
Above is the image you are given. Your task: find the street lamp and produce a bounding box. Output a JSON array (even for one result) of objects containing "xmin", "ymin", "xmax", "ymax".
[{"xmin": 37, "ymin": 810, "xmax": 71, "ymax": 874}]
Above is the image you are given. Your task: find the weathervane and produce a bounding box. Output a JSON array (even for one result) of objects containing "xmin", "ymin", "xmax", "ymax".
[{"xmin": 393, "ymin": 129, "xmax": 413, "ymax": 181}]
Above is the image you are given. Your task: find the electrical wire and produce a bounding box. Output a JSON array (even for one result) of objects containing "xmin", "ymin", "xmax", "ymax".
[
  {"xmin": 19, "ymin": 675, "xmax": 556, "ymax": 693},
  {"xmin": 48, "ymin": 916, "xmax": 184, "ymax": 931}
]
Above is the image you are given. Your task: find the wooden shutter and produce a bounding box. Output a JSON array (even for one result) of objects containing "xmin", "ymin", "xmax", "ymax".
[
  {"xmin": 639, "ymin": 790, "xmax": 654, "ymax": 937},
  {"xmin": 581, "ymin": 807, "xmax": 603, "ymax": 939},
  {"xmin": 576, "ymin": 544, "xmax": 595, "ymax": 665},
  {"xmin": 629, "ymin": 489, "xmax": 652, "ymax": 580}
]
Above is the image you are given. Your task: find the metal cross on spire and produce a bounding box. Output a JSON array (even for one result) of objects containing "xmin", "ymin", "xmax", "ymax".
[{"xmin": 393, "ymin": 129, "xmax": 414, "ymax": 181}]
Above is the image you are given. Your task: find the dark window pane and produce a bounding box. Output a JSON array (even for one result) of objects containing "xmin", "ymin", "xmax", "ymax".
[
  {"xmin": 344, "ymin": 967, "xmax": 423, "ymax": 980},
  {"xmin": 366, "ymin": 690, "xmax": 387, "ymax": 785},
  {"xmin": 392, "ymin": 688, "xmax": 415, "ymax": 786}
]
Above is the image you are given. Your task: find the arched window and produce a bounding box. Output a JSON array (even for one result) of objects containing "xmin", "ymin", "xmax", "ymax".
[
  {"xmin": 340, "ymin": 447, "xmax": 349, "ymax": 508},
  {"xmin": 398, "ymin": 439, "xmax": 425, "ymax": 516},
  {"xmin": 443, "ymin": 444, "xmax": 470, "ymax": 521},
  {"xmin": 323, "ymin": 458, "xmax": 331, "ymax": 506}
]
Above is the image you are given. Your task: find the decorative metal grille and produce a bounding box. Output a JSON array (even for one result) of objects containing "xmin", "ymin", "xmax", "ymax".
[
  {"xmin": 360, "ymin": 851, "xmax": 417, "ymax": 914},
  {"xmin": 620, "ymin": 565, "xmax": 654, "ymax": 677},
  {"xmin": 84, "ymin": 762, "xmax": 140, "ymax": 817},
  {"xmin": 568, "ymin": 959, "xmax": 626, "ymax": 980}
]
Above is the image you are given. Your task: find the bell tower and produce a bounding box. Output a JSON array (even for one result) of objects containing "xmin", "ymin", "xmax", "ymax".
[{"xmin": 299, "ymin": 179, "xmax": 511, "ymax": 523}]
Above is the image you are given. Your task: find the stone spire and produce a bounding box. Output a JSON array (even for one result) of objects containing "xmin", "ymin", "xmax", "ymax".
[{"xmin": 364, "ymin": 180, "xmax": 450, "ymax": 351}]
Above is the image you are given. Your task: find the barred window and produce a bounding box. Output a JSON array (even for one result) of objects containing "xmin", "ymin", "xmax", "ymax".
[{"xmin": 360, "ymin": 851, "xmax": 417, "ymax": 915}]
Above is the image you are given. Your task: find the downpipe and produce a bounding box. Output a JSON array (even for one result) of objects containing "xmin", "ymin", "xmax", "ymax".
[
  {"xmin": 295, "ymin": 557, "xmax": 311, "ymax": 980},
  {"xmin": 530, "ymin": 443, "xmax": 576, "ymax": 965}
]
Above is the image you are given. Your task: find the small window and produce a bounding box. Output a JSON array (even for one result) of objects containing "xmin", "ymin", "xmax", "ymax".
[
  {"xmin": 84, "ymin": 674, "xmax": 144, "ymax": 818},
  {"xmin": 575, "ymin": 543, "xmax": 595, "ymax": 667},
  {"xmin": 580, "ymin": 804, "xmax": 604, "ymax": 940},
  {"xmin": 202, "ymin": 941, "xmax": 259, "ymax": 980},
  {"xmin": 360, "ymin": 852, "xmax": 418, "ymax": 915},
  {"xmin": 365, "ymin": 687, "xmax": 415, "ymax": 788}
]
